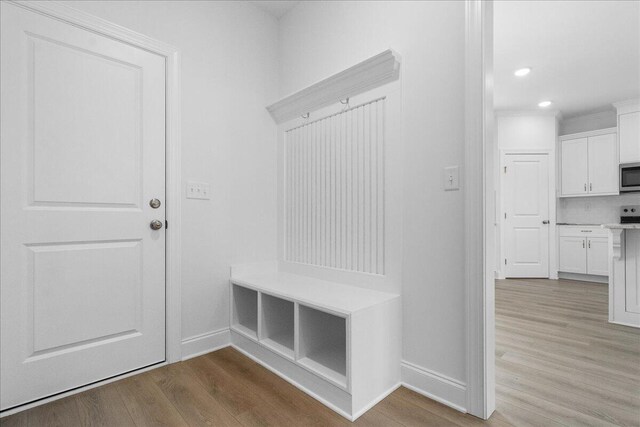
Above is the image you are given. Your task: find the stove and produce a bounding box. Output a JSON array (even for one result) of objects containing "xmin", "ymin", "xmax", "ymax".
[{"xmin": 621, "ymin": 205, "xmax": 640, "ymax": 224}]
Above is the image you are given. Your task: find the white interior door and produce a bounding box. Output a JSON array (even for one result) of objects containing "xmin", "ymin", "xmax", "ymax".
[
  {"xmin": 1, "ymin": 3, "xmax": 166, "ymax": 410},
  {"xmin": 503, "ymin": 154, "xmax": 550, "ymax": 278}
]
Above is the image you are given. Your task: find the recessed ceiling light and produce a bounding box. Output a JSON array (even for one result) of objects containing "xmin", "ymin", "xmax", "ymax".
[
  {"xmin": 538, "ymin": 100, "xmax": 552, "ymax": 108},
  {"xmin": 514, "ymin": 67, "xmax": 531, "ymax": 77}
]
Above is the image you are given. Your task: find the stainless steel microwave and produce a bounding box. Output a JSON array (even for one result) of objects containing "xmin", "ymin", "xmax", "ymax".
[{"xmin": 620, "ymin": 162, "xmax": 640, "ymax": 193}]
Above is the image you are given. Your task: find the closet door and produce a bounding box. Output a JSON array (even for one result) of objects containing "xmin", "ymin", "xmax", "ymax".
[
  {"xmin": 561, "ymin": 138, "xmax": 588, "ymax": 196},
  {"xmin": 1, "ymin": 3, "xmax": 166, "ymax": 410}
]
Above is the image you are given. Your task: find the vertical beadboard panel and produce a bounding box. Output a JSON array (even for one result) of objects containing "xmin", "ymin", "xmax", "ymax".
[{"xmin": 284, "ymin": 98, "xmax": 385, "ymax": 275}]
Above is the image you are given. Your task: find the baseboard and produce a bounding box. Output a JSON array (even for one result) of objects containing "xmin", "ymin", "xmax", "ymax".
[
  {"xmin": 558, "ymin": 272, "xmax": 608, "ymax": 284},
  {"xmin": 351, "ymin": 382, "xmax": 401, "ymax": 421},
  {"xmin": 400, "ymin": 360, "xmax": 467, "ymax": 413},
  {"xmin": 181, "ymin": 328, "xmax": 230, "ymax": 361}
]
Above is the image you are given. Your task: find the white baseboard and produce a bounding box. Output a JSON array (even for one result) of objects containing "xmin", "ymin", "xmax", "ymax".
[
  {"xmin": 181, "ymin": 328, "xmax": 230, "ymax": 361},
  {"xmin": 558, "ymin": 272, "xmax": 608, "ymax": 284},
  {"xmin": 351, "ymin": 382, "xmax": 401, "ymax": 421},
  {"xmin": 400, "ymin": 360, "xmax": 467, "ymax": 413}
]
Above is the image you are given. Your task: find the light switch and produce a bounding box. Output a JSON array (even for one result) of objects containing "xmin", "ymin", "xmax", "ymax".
[
  {"xmin": 186, "ymin": 181, "xmax": 210, "ymax": 200},
  {"xmin": 443, "ymin": 166, "xmax": 459, "ymax": 191}
]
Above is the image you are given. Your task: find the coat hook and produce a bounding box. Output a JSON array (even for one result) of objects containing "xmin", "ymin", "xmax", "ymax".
[
  {"xmin": 301, "ymin": 112, "xmax": 310, "ymax": 119},
  {"xmin": 340, "ymin": 98, "xmax": 350, "ymax": 111}
]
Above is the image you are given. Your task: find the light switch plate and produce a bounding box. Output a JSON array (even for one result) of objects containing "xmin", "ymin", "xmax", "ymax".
[
  {"xmin": 444, "ymin": 166, "xmax": 460, "ymax": 191},
  {"xmin": 186, "ymin": 181, "xmax": 210, "ymax": 200}
]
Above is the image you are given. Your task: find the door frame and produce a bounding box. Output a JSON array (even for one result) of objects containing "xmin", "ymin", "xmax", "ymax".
[
  {"xmin": 498, "ymin": 150, "xmax": 557, "ymax": 280},
  {"xmin": 464, "ymin": 0, "xmax": 494, "ymax": 419},
  {"xmin": 4, "ymin": 0, "xmax": 182, "ymax": 377}
]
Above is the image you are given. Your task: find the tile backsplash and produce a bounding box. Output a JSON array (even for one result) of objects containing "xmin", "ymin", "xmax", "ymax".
[{"xmin": 557, "ymin": 194, "xmax": 640, "ymax": 224}]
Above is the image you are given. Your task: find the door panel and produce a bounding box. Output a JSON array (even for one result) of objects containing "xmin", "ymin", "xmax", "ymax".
[
  {"xmin": 558, "ymin": 237, "xmax": 587, "ymax": 274},
  {"xmin": 586, "ymin": 237, "xmax": 609, "ymax": 276},
  {"xmin": 504, "ymin": 154, "xmax": 550, "ymax": 277},
  {"xmin": 31, "ymin": 35, "xmax": 141, "ymax": 206},
  {"xmin": 587, "ymin": 134, "xmax": 618, "ymax": 195},
  {"xmin": 561, "ymin": 138, "xmax": 588, "ymax": 196},
  {"xmin": 1, "ymin": 3, "xmax": 166, "ymax": 410}
]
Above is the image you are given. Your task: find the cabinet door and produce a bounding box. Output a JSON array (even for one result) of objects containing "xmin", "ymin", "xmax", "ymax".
[
  {"xmin": 561, "ymin": 138, "xmax": 588, "ymax": 196},
  {"xmin": 619, "ymin": 111, "xmax": 640, "ymax": 164},
  {"xmin": 586, "ymin": 237, "xmax": 609, "ymax": 276},
  {"xmin": 588, "ymin": 133, "xmax": 618, "ymax": 195},
  {"xmin": 559, "ymin": 236, "xmax": 587, "ymax": 273},
  {"xmin": 626, "ymin": 231, "xmax": 640, "ymax": 314}
]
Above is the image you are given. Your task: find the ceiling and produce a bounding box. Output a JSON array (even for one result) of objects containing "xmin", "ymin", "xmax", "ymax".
[
  {"xmin": 250, "ymin": 1, "xmax": 299, "ymax": 19},
  {"xmin": 494, "ymin": 0, "xmax": 640, "ymax": 118}
]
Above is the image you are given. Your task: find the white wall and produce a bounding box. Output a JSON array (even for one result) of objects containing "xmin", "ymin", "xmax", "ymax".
[
  {"xmin": 496, "ymin": 112, "xmax": 558, "ymax": 149},
  {"xmin": 60, "ymin": 1, "xmax": 279, "ymax": 353},
  {"xmin": 279, "ymin": 0, "xmax": 468, "ymax": 398},
  {"xmin": 495, "ymin": 113, "xmax": 559, "ymax": 279}
]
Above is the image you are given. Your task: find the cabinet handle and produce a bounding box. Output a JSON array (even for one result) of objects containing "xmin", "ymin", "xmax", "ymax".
[
  {"xmin": 584, "ymin": 183, "xmax": 587, "ymax": 192},
  {"xmin": 582, "ymin": 240, "xmax": 585, "ymax": 248},
  {"xmin": 588, "ymin": 240, "xmax": 591, "ymax": 249},
  {"xmin": 590, "ymin": 183, "xmax": 592, "ymax": 191}
]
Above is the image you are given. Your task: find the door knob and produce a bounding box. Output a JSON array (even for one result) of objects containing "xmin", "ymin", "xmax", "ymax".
[
  {"xmin": 542, "ymin": 220, "xmax": 550, "ymax": 224},
  {"xmin": 150, "ymin": 220, "xmax": 163, "ymax": 230},
  {"xmin": 149, "ymin": 198, "xmax": 161, "ymax": 209}
]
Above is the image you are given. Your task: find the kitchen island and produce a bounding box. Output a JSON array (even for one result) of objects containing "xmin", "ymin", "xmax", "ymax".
[{"xmin": 603, "ymin": 224, "xmax": 640, "ymax": 328}]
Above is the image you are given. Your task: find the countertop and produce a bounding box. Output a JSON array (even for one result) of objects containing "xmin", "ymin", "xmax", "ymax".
[{"xmin": 601, "ymin": 224, "xmax": 640, "ymax": 230}]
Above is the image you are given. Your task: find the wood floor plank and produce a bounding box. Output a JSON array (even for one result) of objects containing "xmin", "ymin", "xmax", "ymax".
[
  {"xmin": 352, "ymin": 407, "xmax": 405, "ymax": 427},
  {"xmin": 373, "ymin": 392, "xmax": 458, "ymax": 426},
  {"xmin": 116, "ymin": 373, "xmax": 187, "ymax": 427},
  {"xmin": 207, "ymin": 348, "xmax": 351, "ymax": 427},
  {"xmin": 393, "ymin": 387, "xmax": 512, "ymax": 427},
  {"xmin": 148, "ymin": 363, "xmax": 242, "ymax": 427},
  {"xmin": 75, "ymin": 383, "xmax": 135, "ymax": 427},
  {"xmin": 25, "ymin": 396, "xmax": 82, "ymax": 427},
  {"xmin": 184, "ymin": 353, "xmax": 265, "ymax": 418}
]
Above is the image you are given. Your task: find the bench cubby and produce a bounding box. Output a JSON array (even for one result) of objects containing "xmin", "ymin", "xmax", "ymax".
[{"xmin": 260, "ymin": 293, "xmax": 295, "ymax": 359}]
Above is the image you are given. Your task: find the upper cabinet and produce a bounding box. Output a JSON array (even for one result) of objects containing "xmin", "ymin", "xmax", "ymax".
[
  {"xmin": 615, "ymin": 100, "xmax": 640, "ymax": 164},
  {"xmin": 559, "ymin": 128, "xmax": 618, "ymax": 197}
]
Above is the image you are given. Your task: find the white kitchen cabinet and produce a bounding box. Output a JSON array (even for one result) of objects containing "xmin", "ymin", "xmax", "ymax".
[
  {"xmin": 561, "ymin": 138, "xmax": 589, "ymax": 196},
  {"xmin": 588, "ymin": 134, "xmax": 619, "ymax": 194},
  {"xmin": 615, "ymin": 100, "xmax": 640, "ymax": 164},
  {"xmin": 559, "ymin": 128, "xmax": 618, "ymax": 197},
  {"xmin": 558, "ymin": 226, "xmax": 609, "ymax": 277},
  {"xmin": 559, "ymin": 236, "xmax": 588, "ymax": 273},
  {"xmin": 587, "ymin": 237, "xmax": 609, "ymax": 276}
]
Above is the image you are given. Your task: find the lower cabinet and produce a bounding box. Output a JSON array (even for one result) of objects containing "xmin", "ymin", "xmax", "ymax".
[
  {"xmin": 558, "ymin": 226, "xmax": 609, "ymax": 277},
  {"xmin": 586, "ymin": 237, "xmax": 609, "ymax": 276}
]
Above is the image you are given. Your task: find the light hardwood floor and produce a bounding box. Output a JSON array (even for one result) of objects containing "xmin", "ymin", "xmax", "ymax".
[{"xmin": 1, "ymin": 278, "xmax": 639, "ymax": 426}]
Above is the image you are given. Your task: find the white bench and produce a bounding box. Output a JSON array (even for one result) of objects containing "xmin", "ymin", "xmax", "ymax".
[{"xmin": 229, "ymin": 265, "xmax": 401, "ymax": 421}]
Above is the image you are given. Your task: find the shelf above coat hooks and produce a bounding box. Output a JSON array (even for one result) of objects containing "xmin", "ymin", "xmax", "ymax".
[{"xmin": 266, "ymin": 49, "xmax": 401, "ymax": 124}]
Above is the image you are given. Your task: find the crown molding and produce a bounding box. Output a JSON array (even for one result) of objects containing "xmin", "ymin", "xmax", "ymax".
[
  {"xmin": 494, "ymin": 109, "xmax": 562, "ymax": 119},
  {"xmin": 613, "ymin": 98, "xmax": 640, "ymax": 115},
  {"xmin": 266, "ymin": 49, "xmax": 401, "ymax": 124}
]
